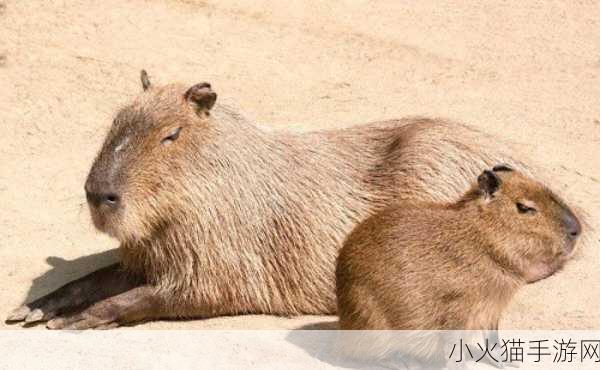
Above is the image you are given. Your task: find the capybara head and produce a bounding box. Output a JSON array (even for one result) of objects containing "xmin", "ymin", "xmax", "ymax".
[
  {"xmin": 84, "ymin": 71, "xmax": 218, "ymax": 242},
  {"xmin": 473, "ymin": 164, "xmax": 581, "ymax": 282}
]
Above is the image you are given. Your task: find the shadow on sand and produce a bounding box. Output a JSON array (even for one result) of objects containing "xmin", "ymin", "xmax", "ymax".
[
  {"xmin": 286, "ymin": 320, "xmax": 402, "ymax": 370},
  {"xmin": 20, "ymin": 249, "xmax": 119, "ymax": 304},
  {"xmin": 286, "ymin": 322, "xmax": 455, "ymax": 370}
]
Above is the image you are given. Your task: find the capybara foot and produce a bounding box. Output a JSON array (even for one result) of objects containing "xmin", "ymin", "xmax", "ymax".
[
  {"xmin": 46, "ymin": 285, "xmax": 161, "ymax": 329},
  {"xmin": 6, "ymin": 263, "xmax": 140, "ymax": 326}
]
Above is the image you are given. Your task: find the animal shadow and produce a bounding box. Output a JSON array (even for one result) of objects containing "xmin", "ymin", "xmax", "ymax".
[
  {"xmin": 286, "ymin": 321, "xmax": 406, "ymax": 370},
  {"xmin": 286, "ymin": 322, "xmax": 454, "ymax": 370},
  {"xmin": 20, "ymin": 249, "xmax": 118, "ymax": 304}
]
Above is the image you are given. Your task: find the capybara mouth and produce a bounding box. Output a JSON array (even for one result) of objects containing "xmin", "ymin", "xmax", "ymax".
[
  {"xmin": 525, "ymin": 257, "xmax": 567, "ymax": 283},
  {"xmin": 88, "ymin": 205, "xmax": 121, "ymax": 237},
  {"xmin": 562, "ymin": 237, "xmax": 579, "ymax": 256}
]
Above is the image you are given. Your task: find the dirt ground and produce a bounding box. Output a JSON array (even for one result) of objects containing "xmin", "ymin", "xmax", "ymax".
[{"xmin": 1, "ymin": 0, "xmax": 599, "ymax": 331}]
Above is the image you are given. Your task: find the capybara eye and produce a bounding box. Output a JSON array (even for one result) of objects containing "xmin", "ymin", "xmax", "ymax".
[
  {"xmin": 161, "ymin": 127, "xmax": 182, "ymax": 145},
  {"xmin": 516, "ymin": 202, "xmax": 536, "ymax": 214}
]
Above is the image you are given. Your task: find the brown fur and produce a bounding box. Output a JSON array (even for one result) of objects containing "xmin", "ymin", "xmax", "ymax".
[
  {"xmin": 81, "ymin": 77, "xmax": 542, "ymax": 321},
  {"xmin": 334, "ymin": 168, "xmax": 580, "ymax": 365},
  {"xmin": 336, "ymin": 168, "xmax": 580, "ymax": 331}
]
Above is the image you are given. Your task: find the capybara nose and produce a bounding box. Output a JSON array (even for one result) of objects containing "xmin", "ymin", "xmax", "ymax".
[
  {"xmin": 563, "ymin": 212, "xmax": 581, "ymax": 240},
  {"xmin": 86, "ymin": 190, "xmax": 120, "ymax": 209},
  {"xmin": 85, "ymin": 173, "xmax": 121, "ymax": 209}
]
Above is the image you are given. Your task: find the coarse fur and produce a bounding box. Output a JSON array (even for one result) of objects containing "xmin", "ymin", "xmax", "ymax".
[
  {"xmin": 335, "ymin": 168, "xmax": 580, "ymax": 364},
  {"xmin": 85, "ymin": 79, "xmax": 531, "ymax": 319},
  {"xmin": 8, "ymin": 73, "xmax": 551, "ymax": 329}
]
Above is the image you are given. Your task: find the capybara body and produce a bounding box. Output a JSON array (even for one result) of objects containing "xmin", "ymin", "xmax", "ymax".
[
  {"xmin": 335, "ymin": 166, "xmax": 580, "ymax": 363},
  {"xmin": 97, "ymin": 81, "xmax": 518, "ymax": 318},
  {"xmin": 8, "ymin": 73, "xmax": 538, "ymax": 328}
]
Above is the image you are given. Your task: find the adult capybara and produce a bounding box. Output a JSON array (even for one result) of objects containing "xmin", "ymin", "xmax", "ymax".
[
  {"xmin": 9, "ymin": 71, "xmax": 530, "ymax": 329},
  {"xmin": 335, "ymin": 165, "xmax": 580, "ymax": 364}
]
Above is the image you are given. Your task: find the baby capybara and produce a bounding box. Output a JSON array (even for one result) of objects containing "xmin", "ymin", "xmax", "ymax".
[
  {"xmin": 335, "ymin": 165, "xmax": 581, "ymax": 364},
  {"xmin": 9, "ymin": 72, "xmax": 538, "ymax": 329}
]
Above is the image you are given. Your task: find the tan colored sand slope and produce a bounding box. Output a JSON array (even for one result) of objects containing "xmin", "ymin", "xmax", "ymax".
[{"xmin": 0, "ymin": 0, "xmax": 598, "ymax": 330}]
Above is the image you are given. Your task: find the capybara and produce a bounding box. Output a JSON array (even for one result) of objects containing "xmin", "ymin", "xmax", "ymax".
[
  {"xmin": 9, "ymin": 71, "xmax": 532, "ymax": 329},
  {"xmin": 335, "ymin": 165, "xmax": 581, "ymax": 365}
]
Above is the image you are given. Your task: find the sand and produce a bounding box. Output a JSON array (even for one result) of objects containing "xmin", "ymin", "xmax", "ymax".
[{"xmin": 1, "ymin": 0, "xmax": 599, "ymax": 333}]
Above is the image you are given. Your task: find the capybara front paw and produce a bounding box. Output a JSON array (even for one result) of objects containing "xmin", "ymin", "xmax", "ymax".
[
  {"xmin": 45, "ymin": 285, "xmax": 159, "ymax": 329},
  {"xmin": 46, "ymin": 307, "xmax": 120, "ymax": 330},
  {"xmin": 6, "ymin": 294, "xmax": 74, "ymax": 325}
]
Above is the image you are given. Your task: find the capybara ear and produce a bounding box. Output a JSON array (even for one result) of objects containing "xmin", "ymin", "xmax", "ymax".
[
  {"xmin": 184, "ymin": 82, "xmax": 217, "ymax": 113},
  {"xmin": 492, "ymin": 164, "xmax": 513, "ymax": 172},
  {"xmin": 478, "ymin": 170, "xmax": 502, "ymax": 198},
  {"xmin": 140, "ymin": 70, "xmax": 151, "ymax": 91}
]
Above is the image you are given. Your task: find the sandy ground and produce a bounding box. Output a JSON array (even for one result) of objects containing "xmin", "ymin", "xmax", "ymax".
[{"xmin": 1, "ymin": 0, "xmax": 599, "ymax": 334}]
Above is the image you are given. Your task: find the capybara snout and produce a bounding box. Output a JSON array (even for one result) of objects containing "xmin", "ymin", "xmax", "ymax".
[
  {"xmin": 562, "ymin": 209, "xmax": 582, "ymax": 240},
  {"xmin": 84, "ymin": 133, "xmax": 130, "ymax": 236},
  {"xmin": 85, "ymin": 166, "xmax": 121, "ymax": 209},
  {"xmin": 560, "ymin": 208, "xmax": 581, "ymax": 255},
  {"xmin": 85, "ymin": 187, "xmax": 120, "ymax": 209}
]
